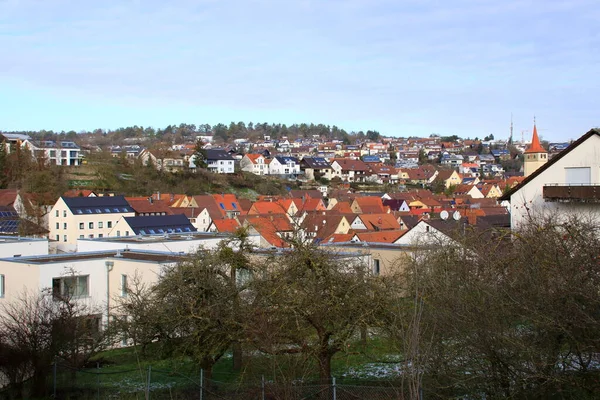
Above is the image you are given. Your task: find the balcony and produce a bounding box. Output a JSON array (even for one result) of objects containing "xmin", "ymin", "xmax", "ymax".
[{"xmin": 543, "ymin": 184, "xmax": 600, "ymax": 202}]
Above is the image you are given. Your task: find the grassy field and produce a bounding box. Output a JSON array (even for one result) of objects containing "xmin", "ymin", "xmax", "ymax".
[{"xmin": 50, "ymin": 336, "xmax": 402, "ymax": 398}]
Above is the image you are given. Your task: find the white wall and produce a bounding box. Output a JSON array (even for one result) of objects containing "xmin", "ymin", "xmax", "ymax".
[
  {"xmin": 76, "ymin": 234, "xmax": 261, "ymax": 254},
  {"xmin": 0, "ymin": 238, "xmax": 48, "ymax": 258}
]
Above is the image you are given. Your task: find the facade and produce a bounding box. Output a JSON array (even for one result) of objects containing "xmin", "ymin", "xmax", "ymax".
[
  {"xmin": 204, "ymin": 150, "xmax": 235, "ymax": 174},
  {"xmin": 0, "ymin": 236, "xmax": 48, "ymax": 258},
  {"xmin": 49, "ymin": 196, "xmax": 135, "ymax": 252},
  {"xmin": 269, "ymin": 156, "xmax": 301, "ymax": 177},
  {"xmin": 300, "ymin": 157, "xmax": 333, "ymax": 181},
  {"xmin": 501, "ymin": 129, "xmax": 600, "ymax": 229},
  {"xmin": 0, "ymin": 250, "xmax": 183, "ymax": 327},
  {"xmin": 240, "ymin": 154, "xmax": 268, "ymax": 175},
  {"xmin": 331, "ymin": 159, "xmax": 369, "ymax": 182},
  {"xmin": 23, "ymin": 140, "xmax": 81, "ymax": 166}
]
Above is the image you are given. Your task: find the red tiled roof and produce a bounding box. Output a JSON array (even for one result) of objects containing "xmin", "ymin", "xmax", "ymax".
[
  {"xmin": 126, "ymin": 198, "xmax": 174, "ymax": 215},
  {"xmin": 212, "ymin": 219, "xmax": 240, "ymax": 233}
]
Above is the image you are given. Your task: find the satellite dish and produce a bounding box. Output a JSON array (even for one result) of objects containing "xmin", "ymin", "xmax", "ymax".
[
  {"xmin": 453, "ymin": 211, "xmax": 461, "ymax": 221},
  {"xmin": 440, "ymin": 210, "xmax": 449, "ymax": 221}
]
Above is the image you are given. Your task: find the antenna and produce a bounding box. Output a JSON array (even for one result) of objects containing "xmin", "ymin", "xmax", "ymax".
[
  {"xmin": 440, "ymin": 210, "xmax": 449, "ymax": 221},
  {"xmin": 453, "ymin": 211, "xmax": 461, "ymax": 221},
  {"xmin": 509, "ymin": 113, "xmax": 513, "ymax": 145}
]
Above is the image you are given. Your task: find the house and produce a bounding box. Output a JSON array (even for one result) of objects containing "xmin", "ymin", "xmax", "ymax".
[
  {"xmin": 110, "ymin": 214, "xmax": 197, "ymax": 237},
  {"xmin": 269, "ymin": 156, "xmax": 301, "ymax": 177},
  {"xmin": 244, "ymin": 215, "xmax": 294, "ymax": 248},
  {"xmin": 350, "ymin": 214, "xmax": 401, "ymax": 231},
  {"xmin": 453, "ymin": 185, "xmax": 484, "ymax": 199},
  {"xmin": 240, "ymin": 154, "xmax": 268, "ymax": 175},
  {"xmin": 433, "ymin": 170, "xmax": 463, "ymax": 189},
  {"xmin": 22, "ymin": 139, "xmax": 81, "ymax": 166},
  {"xmin": 205, "ymin": 150, "xmax": 235, "ymax": 174},
  {"xmin": 500, "ymin": 128, "xmax": 600, "ymax": 229},
  {"xmin": 300, "ymin": 157, "xmax": 333, "ymax": 181},
  {"xmin": 331, "ymin": 159, "xmax": 369, "ymax": 182},
  {"xmin": 138, "ymin": 148, "xmax": 186, "ymax": 172},
  {"xmin": 350, "ymin": 197, "xmax": 388, "ymax": 214},
  {"xmin": 49, "ymin": 196, "xmax": 136, "ymax": 252},
  {"xmin": 300, "ymin": 214, "xmax": 351, "ymax": 242},
  {"xmin": 208, "ymin": 219, "xmax": 241, "ymax": 233}
]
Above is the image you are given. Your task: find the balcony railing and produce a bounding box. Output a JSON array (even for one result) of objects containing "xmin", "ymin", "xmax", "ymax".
[{"xmin": 543, "ymin": 184, "xmax": 600, "ymax": 202}]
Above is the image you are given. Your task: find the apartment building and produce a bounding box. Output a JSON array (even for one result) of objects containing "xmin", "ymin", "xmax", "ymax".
[{"xmin": 49, "ymin": 196, "xmax": 135, "ymax": 252}]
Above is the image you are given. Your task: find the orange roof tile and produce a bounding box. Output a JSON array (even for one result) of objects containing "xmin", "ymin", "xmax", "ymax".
[
  {"xmin": 212, "ymin": 219, "xmax": 241, "ymax": 233},
  {"xmin": 354, "ymin": 230, "xmax": 406, "ymax": 243}
]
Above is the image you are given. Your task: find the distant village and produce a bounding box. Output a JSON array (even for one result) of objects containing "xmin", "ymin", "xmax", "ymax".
[{"xmin": 0, "ymin": 122, "xmax": 593, "ymax": 331}]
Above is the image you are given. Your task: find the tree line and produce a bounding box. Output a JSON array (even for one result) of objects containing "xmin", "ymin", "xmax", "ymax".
[{"xmin": 2, "ymin": 122, "xmax": 383, "ymax": 146}]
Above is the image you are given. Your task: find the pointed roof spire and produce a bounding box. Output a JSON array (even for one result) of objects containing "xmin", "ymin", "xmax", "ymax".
[{"xmin": 524, "ymin": 119, "xmax": 546, "ymax": 154}]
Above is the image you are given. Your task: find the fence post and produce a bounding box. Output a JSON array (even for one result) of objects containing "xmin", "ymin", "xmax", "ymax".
[
  {"xmin": 52, "ymin": 360, "xmax": 57, "ymax": 398},
  {"xmin": 332, "ymin": 376, "xmax": 336, "ymax": 400},
  {"xmin": 419, "ymin": 385, "xmax": 424, "ymax": 400},
  {"xmin": 96, "ymin": 362, "xmax": 100, "ymax": 400},
  {"xmin": 146, "ymin": 365, "xmax": 152, "ymax": 400},
  {"xmin": 261, "ymin": 375, "xmax": 265, "ymax": 400},
  {"xmin": 199, "ymin": 368, "xmax": 203, "ymax": 400}
]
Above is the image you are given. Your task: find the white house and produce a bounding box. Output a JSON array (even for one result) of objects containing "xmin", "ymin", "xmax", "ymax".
[
  {"xmin": 205, "ymin": 149, "xmax": 235, "ymax": 174},
  {"xmin": 0, "ymin": 236, "xmax": 48, "ymax": 258},
  {"xmin": 49, "ymin": 196, "xmax": 136, "ymax": 253},
  {"xmin": 269, "ymin": 156, "xmax": 301, "ymax": 176},
  {"xmin": 22, "ymin": 139, "xmax": 81, "ymax": 166},
  {"xmin": 500, "ymin": 128, "xmax": 600, "ymax": 230}
]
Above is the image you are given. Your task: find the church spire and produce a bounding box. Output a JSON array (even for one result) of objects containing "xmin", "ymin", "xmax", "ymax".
[{"xmin": 524, "ymin": 120, "xmax": 546, "ymax": 154}]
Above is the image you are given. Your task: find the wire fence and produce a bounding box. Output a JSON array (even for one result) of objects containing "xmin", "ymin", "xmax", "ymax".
[{"xmin": 38, "ymin": 362, "xmax": 410, "ymax": 400}]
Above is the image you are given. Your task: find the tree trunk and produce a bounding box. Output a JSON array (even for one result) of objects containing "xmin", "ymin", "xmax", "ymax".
[
  {"xmin": 232, "ymin": 341, "xmax": 243, "ymax": 371},
  {"xmin": 317, "ymin": 351, "xmax": 332, "ymax": 385}
]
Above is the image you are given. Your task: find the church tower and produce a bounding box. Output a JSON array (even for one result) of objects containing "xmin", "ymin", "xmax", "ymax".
[{"xmin": 523, "ymin": 122, "xmax": 548, "ymax": 177}]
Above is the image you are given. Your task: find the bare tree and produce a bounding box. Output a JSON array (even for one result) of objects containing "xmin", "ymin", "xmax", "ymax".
[{"xmin": 0, "ymin": 290, "xmax": 108, "ymax": 398}]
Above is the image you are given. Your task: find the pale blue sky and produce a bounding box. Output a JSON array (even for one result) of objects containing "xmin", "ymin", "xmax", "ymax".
[{"xmin": 1, "ymin": 0, "xmax": 598, "ymax": 141}]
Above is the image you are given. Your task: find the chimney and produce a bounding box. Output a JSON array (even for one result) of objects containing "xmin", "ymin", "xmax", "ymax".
[{"xmin": 156, "ymin": 191, "xmax": 160, "ymax": 201}]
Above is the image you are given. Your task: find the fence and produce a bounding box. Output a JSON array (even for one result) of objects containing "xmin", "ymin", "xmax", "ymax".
[{"xmin": 42, "ymin": 362, "xmax": 410, "ymax": 400}]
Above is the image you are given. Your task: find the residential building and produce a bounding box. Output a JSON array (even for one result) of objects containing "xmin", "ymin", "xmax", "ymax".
[
  {"xmin": 49, "ymin": 196, "xmax": 135, "ymax": 253},
  {"xmin": 300, "ymin": 157, "xmax": 333, "ymax": 181},
  {"xmin": 331, "ymin": 159, "xmax": 369, "ymax": 182},
  {"xmin": 240, "ymin": 154, "xmax": 268, "ymax": 175},
  {"xmin": 110, "ymin": 214, "xmax": 197, "ymax": 237},
  {"xmin": 205, "ymin": 149, "xmax": 235, "ymax": 174},
  {"xmin": 269, "ymin": 156, "xmax": 301, "ymax": 177},
  {"xmin": 22, "ymin": 139, "xmax": 81, "ymax": 166}
]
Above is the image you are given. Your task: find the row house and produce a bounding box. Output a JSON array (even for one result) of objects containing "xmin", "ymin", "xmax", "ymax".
[{"xmin": 23, "ymin": 140, "xmax": 81, "ymax": 166}]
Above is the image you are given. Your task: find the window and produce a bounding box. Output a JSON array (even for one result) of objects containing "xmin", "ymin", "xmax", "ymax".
[
  {"xmin": 107, "ymin": 221, "xmax": 112, "ymax": 228},
  {"xmin": 425, "ymin": 226, "xmax": 430, "ymax": 233},
  {"xmin": 98, "ymin": 221, "xmax": 103, "ymax": 229},
  {"xmin": 117, "ymin": 231, "xmax": 120, "ymax": 237},
  {"xmin": 98, "ymin": 234, "xmax": 103, "ymax": 238},
  {"xmin": 63, "ymin": 235, "xmax": 67, "ymax": 242},
  {"xmin": 55, "ymin": 235, "xmax": 59, "ymax": 241},
  {"xmin": 79, "ymin": 235, "xmax": 84, "ymax": 239},
  {"xmin": 52, "ymin": 275, "xmax": 89, "ymax": 298},
  {"xmin": 121, "ymin": 274, "xmax": 128, "ymax": 297},
  {"xmin": 56, "ymin": 222, "xmax": 59, "ymax": 229},
  {"xmin": 89, "ymin": 222, "xmax": 94, "ymax": 229},
  {"xmin": 55, "ymin": 210, "xmax": 59, "ymax": 217},
  {"xmin": 79, "ymin": 222, "xmax": 84, "ymax": 229},
  {"xmin": 565, "ymin": 167, "xmax": 591, "ymax": 185},
  {"xmin": 63, "ymin": 210, "xmax": 67, "ymax": 217},
  {"xmin": 89, "ymin": 234, "xmax": 94, "ymax": 239},
  {"xmin": 125, "ymin": 231, "xmax": 129, "ymax": 236},
  {"xmin": 373, "ymin": 260, "xmax": 380, "ymax": 275},
  {"xmin": 63, "ymin": 223, "xmax": 67, "ymax": 229}
]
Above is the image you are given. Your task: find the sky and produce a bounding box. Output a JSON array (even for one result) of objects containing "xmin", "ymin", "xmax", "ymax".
[{"xmin": 0, "ymin": 0, "xmax": 598, "ymax": 142}]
